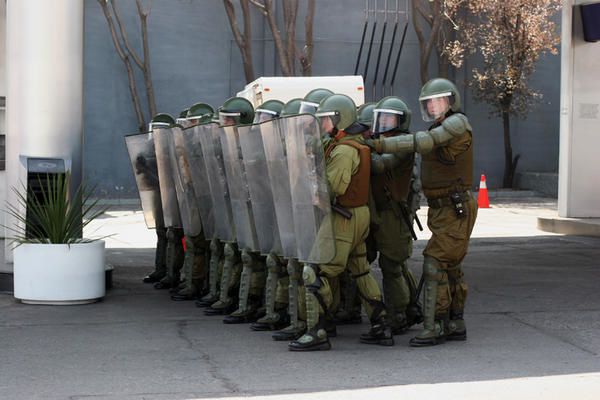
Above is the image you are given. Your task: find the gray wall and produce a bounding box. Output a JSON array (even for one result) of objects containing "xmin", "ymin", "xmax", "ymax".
[{"xmin": 83, "ymin": 0, "xmax": 561, "ymax": 197}]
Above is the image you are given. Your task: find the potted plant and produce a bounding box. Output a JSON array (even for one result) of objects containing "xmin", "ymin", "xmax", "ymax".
[{"xmin": 5, "ymin": 173, "xmax": 109, "ymax": 305}]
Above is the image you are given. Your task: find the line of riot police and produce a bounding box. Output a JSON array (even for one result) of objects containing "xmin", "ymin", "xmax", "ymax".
[{"xmin": 125, "ymin": 77, "xmax": 477, "ymax": 351}]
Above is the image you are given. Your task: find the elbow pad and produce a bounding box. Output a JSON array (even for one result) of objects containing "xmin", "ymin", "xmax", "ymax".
[
  {"xmin": 380, "ymin": 134, "xmax": 414, "ymax": 154},
  {"xmin": 441, "ymin": 113, "xmax": 471, "ymax": 137}
]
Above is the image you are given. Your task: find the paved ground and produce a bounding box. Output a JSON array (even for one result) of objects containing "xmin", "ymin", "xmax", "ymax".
[{"xmin": 1, "ymin": 195, "xmax": 600, "ymax": 400}]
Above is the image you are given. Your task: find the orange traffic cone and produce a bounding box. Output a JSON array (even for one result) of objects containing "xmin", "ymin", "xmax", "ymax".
[{"xmin": 477, "ymin": 174, "xmax": 490, "ymax": 208}]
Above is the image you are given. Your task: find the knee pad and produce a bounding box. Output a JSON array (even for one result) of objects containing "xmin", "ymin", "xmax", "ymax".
[
  {"xmin": 423, "ymin": 256, "xmax": 444, "ymax": 282},
  {"xmin": 379, "ymin": 255, "xmax": 403, "ymax": 279},
  {"xmin": 210, "ymin": 239, "xmax": 222, "ymax": 255},
  {"xmin": 446, "ymin": 263, "xmax": 464, "ymax": 283},
  {"xmin": 224, "ymin": 243, "xmax": 236, "ymax": 259},
  {"xmin": 302, "ymin": 264, "xmax": 322, "ymax": 293},
  {"xmin": 240, "ymin": 249, "xmax": 253, "ymax": 266}
]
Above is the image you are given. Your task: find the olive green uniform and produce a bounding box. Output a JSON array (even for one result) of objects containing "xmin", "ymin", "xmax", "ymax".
[
  {"xmin": 370, "ymin": 150, "xmax": 419, "ymax": 333},
  {"xmin": 420, "ymin": 124, "xmax": 477, "ymax": 321},
  {"xmin": 290, "ymin": 134, "xmax": 387, "ymax": 350}
]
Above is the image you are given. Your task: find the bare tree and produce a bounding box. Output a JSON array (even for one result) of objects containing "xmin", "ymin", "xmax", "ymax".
[
  {"xmin": 411, "ymin": 0, "xmax": 463, "ymax": 84},
  {"xmin": 225, "ymin": 0, "xmax": 316, "ymax": 83},
  {"xmin": 224, "ymin": 0, "xmax": 256, "ymax": 82},
  {"xmin": 449, "ymin": 0, "xmax": 561, "ymax": 188},
  {"xmin": 98, "ymin": 0, "xmax": 156, "ymax": 132}
]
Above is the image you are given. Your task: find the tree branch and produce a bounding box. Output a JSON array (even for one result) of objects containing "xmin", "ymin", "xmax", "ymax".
[
  {"xmin": 97, "ymin": 0, "xmax": 146, "ymax": 131},
  {"xmin": 264, "ymin": 0, "xmax": 291, "ymax": 76},
  {"xmin": 136, "ymin": 0, "xmax": 156, "ymax": 117},
  {"xmin": 300, "ymin": 0, "xmax": 314, "ymax": 76},
  {"xmin": 110, "ymin": 0, "xmax": 144, "ymax": 69},
  {"xmin": 248, "ymin": 0, "xmax": 267, "ymax": 15}
]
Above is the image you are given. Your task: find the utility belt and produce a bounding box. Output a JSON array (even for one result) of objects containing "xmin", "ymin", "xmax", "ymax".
[{"xmin": 427, "ymin": 190, "xmax": 471, "ymax": 218}]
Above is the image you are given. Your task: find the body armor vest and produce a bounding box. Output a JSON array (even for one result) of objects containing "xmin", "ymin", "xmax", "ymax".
[
  {"xmin": 371, "ymin": 154, "xmax": 414, "ymax": 211},
  {"xmin": 325, "ymin": 137, "xmax": 371, "ymax": 208},
  {"xmin": 421, "ymin": 129, "xmax": 473, "ymax": 199}
]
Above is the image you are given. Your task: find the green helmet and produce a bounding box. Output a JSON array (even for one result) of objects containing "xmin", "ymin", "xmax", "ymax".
[
  {"xmin": 179, "ymin": 109, "xmax": 189, "ymax": 119},
  {"xmin": 357, "ymin": 102, "xmax": 376, "ymax": 127},
  {"xmin": 315, "ymin": 94, "xmax": 357, "ymax": 132},
  {"xmin": 149, "ymin": 113, "xmax": 175, "ymax": 130},
  {"xmin": 418, "ymin": 78, "xmax": 461, "ymax": 122},
  {"xmin": 219, "ymin": 97, "xmax": 254, "ymax": 126},
  {"xmin": 372, "ymin": 96, "xmax": 411, "ymax": 135},
  {"xmin": 300, "ymin": 88, "xmax": 334, "ymax": 115},
  {"xmin": 254, "ymin": 99, "xmax": 284, "ymax": 123},
  {"xmin": 280, "ymin": 98, "xmax": 303, "ymax": 116},
  {"xmin": 187, "ymin": 102, "xmax": 214, "ymax": 124}
]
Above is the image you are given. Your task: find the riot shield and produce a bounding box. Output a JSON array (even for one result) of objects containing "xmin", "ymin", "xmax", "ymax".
[
  {"xmin": 153, "ymin": 127, "xmax": 182, "ymax": 228},
  {"xmin": 259, "ymin": 120, "xmax": 297, "ymax": 258},
  {"xmin": 197, "ymin": 123, "xmax": 236, "ymax": 242},
  {"xmin": 238, "ymin": 122, "xmax": 281, "ymax": 255},
  {"xmin": 280, "ymin": 114, "xmax": 335, "ymax": 264},
  {"xmin": 169, "ymin": 126, "xmax": 203, "ymax": 237},
  {"xmin": 219, "ymin": 125, "xmax": 260, "ymax": 251},
  {"xmin": 125, "ymin": 132, "xmax": 164, "ymax": 229},
  {"xmin": 181, "ymin": 124, "xmax": 216, "ymax": 238}
]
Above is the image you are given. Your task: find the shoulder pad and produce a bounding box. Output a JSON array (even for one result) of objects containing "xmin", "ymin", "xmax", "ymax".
[{"xmin": 441, "ymin": 113, "xmax": 472, "ymax": 137}]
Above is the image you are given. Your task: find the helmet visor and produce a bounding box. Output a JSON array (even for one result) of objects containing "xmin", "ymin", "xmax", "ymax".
[
  {"xmin": 219, "ymin": 111, "xmax": 240, "ymax": 126},
  {"xmin": 419, "ymin": 92, "xmax": 453, "ymax": 122},
  {"xmin": 372, "ymin": 109, "xmax": 405, "ymax": 134},
  {"xmin": 148, "ymin": 121, "xmax": 171, "ymax": 131},
  {"xmin": 299, "ymin": 101, "xmax": 320, "ymax": 115},
  {"xmin": 176, "ymin": 118, "xmax": 195, "ymax": 128},
  {"xmin": 253, "ymin": 109, "xmax": 278, "ymax": 123},
  {"xmin": 315, "ymin": 111, "xmax": 340, "ymax": 134}
]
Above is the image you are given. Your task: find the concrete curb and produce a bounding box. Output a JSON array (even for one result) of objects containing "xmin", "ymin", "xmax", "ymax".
[{"xmin": 538, "ymin": 216, "xmax": 600, "ymax": 237}]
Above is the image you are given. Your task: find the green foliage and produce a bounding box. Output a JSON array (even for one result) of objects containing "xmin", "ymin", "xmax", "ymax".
[{"xmin": 4, "ymin": 174, "xmax": 109, "ymax": 245}]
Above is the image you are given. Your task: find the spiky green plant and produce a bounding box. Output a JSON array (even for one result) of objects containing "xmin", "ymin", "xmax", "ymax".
[{"xmin": 4, "ymin": 173, "xmax": 109, "ymax": 245}]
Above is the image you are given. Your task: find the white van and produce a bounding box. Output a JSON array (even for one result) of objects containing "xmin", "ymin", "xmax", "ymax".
[{"xmin": 236, "ymin": 75, "xmax": 365, "ymax": 108}]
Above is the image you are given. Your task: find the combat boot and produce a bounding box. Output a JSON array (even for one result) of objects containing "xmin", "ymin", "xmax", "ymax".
[
  {"xmin": 196, "ymin": 293, "xmax": 219, "ymax": 307},
  {"xmin": 288, "ymin": 319, "xmax": 331, "ymax": 351},
  {"xmin": 409, "ymin": 314, "xmax": 448, "ymax": 347},
  {"xmin": 272, "ymin": 321, "xmax": 306, "ymax": 341},
  {"xmin": 251, "ymin": 305, "xmax": 289, "ymax": 331},
  {"xmin": 389, "ymin": 312, "xmax": 409, "ymax": 335},
  {"xmin": 410, "ymin": 257, "xmax": 447, "ymax": 347},
  {"xmin": 359, "ymin": 315, "xmax": 394, "ymax": 346},
  {"xmin": 223, "ymin": 295, "xmax": 261, "ymax": 324},
  {"xmin": 142, "ymin": 270, "xmax": 165, "ymax": 284},
  {"xmin": 143, "ymin": 227, "xmax": 167, "ymax": 283},
  {"xmin": 447, "ymin": 311, "xmax": 467, "ymax": 341}
]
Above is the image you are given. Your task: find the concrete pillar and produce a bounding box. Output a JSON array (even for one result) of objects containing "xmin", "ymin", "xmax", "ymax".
[
  {"xmin": 559, "ymin": 0, "xmax": 600, "ymax": 217},
  {"xmin": 4, "ymin": 0, "xmax": 84, "ymax": 263}
]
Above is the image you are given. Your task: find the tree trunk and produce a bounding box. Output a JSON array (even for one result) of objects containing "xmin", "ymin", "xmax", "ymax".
[
  {"xmin": 502, "ymin": 110, "xmax": 515, "ymax": 188},
  {"xmin": 300, "ymin": 0, "xmax": 314, "ymax": 76}
]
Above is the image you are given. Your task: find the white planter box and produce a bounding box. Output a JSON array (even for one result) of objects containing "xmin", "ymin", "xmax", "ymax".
[{"xmin": 13, "ymin": 241, "xmax": 106, "ymax": 305}]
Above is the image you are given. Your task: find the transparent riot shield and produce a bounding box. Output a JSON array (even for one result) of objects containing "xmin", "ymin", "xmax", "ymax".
[
  {"xmin": 258, "ymin": 120, "xmax": 297, "ymax": 258},
  {"xmin": 153, "ymin": 127, "xmax": 182, "ymax": 228},
  {"xmin": 125, "ymin": 132, "xmax": 164, "ymax": 229},
  {"xmin": 219, "ymin": 125, "xmax": 260, "ymax": 251},
  {"xmin": 197, "ymin": 123, "xmax": 236, "ymax": 242},
  {"xmin": 168, "ymin": 126, "xmax": 203, "ymax": 237},
  {"xmin": 238, "ymin": 122, "xmax": 282, "ymax": 255},
  {"xmin": 181, "ymin": 124, "xmax": 216, "ymax": 238},
  {"xmin": 280, "ymin": 114, "xmax": 335, "ymax": 264}
]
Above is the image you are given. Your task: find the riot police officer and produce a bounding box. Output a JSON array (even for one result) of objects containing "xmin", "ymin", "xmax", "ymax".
[
  {"xmin": 289, "ymin": 94, "xmax": 393, "ymax": 351},
  {"xmin": 368, "ymin": 78, "xmax": 478, "ymax": 346},
  {"xmin": 369, "ymin": 96, "xmax": 422, "ymax": 334}
]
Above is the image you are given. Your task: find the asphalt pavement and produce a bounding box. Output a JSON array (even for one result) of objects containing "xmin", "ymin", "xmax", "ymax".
[{"xmin": 1, "ymin": 195, "xmax": 599, "ymax": 400}]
